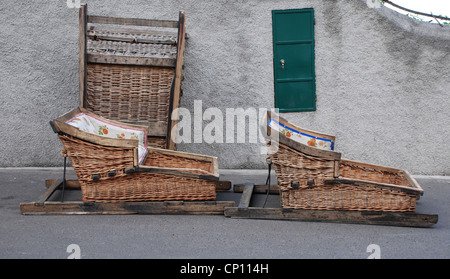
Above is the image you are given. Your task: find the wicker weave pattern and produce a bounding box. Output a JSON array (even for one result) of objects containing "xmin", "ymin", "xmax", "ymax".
[
  {"xmin": 281, "ymin": 184, "xmax": 417, "ymax": 212},
  {"xmin": 85, "ymin": 64, "xmax": 174, "ymax": 124},
  {"xmin": 58, "ymin": 134, "xmax": 216, "ymax": 202},
  {"xmin": 81, "ymin": 173, "xmax": 216, "ymax": 202},
  {"xmin": 270, "ymin": 143, "xmax": 335, "ymax": 189},
  {"xmin": 147, "ymin": 136, "xmax": 167, "ymax": 149},
  {"xmin": 144, "ymin": 151, "xmax": 214, "ymax": 174},
  {"xmin": 59, "ymin": 135, "xmax": 135, "ymax": 181},
  {"xmin": 271, "ymin": 142, "xmax": 420, "ymax": 212},
  {"xmin": 339, "ymin": 161, "xmax": 410, "ymax": 186}
]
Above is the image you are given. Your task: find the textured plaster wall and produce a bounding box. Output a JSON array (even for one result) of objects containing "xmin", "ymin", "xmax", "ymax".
[{"xmin": 0, "ymin": 0, "xmax": 449, "ymax": 175}]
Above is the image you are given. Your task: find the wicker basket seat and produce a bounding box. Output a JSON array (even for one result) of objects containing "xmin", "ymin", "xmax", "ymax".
[
  {"xmin": 51, "ymin": 108, "xmax": 218, "ymax": 202},
  {"xmin": 266, "ymin": 112, "xmax": 423, "ymax": 212}
]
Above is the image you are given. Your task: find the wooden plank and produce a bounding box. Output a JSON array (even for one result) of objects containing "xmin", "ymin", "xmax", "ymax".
[
  {"xmin": 35, "ymin": 179, "xmax": 63, "ymax": 205},
  {"xmin": 79, "ymin": 3, "xmax": 87, "ymax": 107},
  {"xmin": 238, "ymin": 183, "xmax": 254, "ymax": 208},
  {"xmin": 167, "ymin": 11, "xmax": 186, "ymax": 150},
  {"xmin": 234, "ymin": 184, "xmax": 280, "ymax": 194},
  {"xmin": 87, "ymin": 15, "xmax": 179, "ymax": 28},
  {"xmin": 20, "ymin": 200, "xmax": 235, "ymax": 215},
  {"xmin": 224, "ymin": 207, "xmax": 438, "ymax": 228},
  {"xmin": 87, "ymin": 54, "xmax": 176, "ymax": 67}
]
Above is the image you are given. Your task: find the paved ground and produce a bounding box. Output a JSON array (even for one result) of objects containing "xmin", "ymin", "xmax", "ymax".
[{"xmin": 0, "ymin": 168, "xmax": 449, "ymax": 259}]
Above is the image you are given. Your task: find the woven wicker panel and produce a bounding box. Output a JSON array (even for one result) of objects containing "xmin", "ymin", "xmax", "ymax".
[
  {"xmin": 339, "ymin": 161, "xmax": 410, "ymax": 186},
  {"xmin": 85, "ymin": 63, "xmax": 174, "ymax": 124},
  {"xmin": 59, "ymin": 134, "xmax": 135, "ymax": 181},
  {"xmin": 270, "ymin": 142, "xmax": 420, "ymax": 212},
  {"xmin": 147, "ymin": 136, "xmax": 167, "ymax": 149},
  {"xmin": 270, "ymin": 143, "xmax": 336, "ymax": 189},
  {"xmin": 58, "ymin": 134, "xmax": 216, "ymax": 202},
  {"xmin": 280, "ymin": 184, "xmax": 417, "ymax": 212},
  {"xmin": 81, "ymin": 173, "xmax": 216, "ymax": 202},
  {"xmin": 144, "ymin": 150, "xmax": 214, "ymax": 174}
]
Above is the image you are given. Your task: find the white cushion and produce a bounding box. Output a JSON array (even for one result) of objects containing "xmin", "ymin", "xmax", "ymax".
[
  {"xmin": 66, "ymin": 113, "xmax": 148, "ymax": 164},
  {"xmin": 268, "ymin": 118, "xmax": 334, "ymax": 150}
]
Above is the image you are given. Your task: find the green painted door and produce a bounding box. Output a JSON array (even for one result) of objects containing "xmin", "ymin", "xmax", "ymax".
[{"xmin": 272, "ymin": 9, "xmax": 316, "ymax": 112}]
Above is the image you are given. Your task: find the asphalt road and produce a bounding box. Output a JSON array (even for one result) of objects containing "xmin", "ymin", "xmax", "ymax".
[{"xmin": 0, "ymin": 168, "xmax": 449, "ymax": 259}]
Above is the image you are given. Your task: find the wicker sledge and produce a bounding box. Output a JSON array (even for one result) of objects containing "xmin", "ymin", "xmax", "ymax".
[
  {"xmin": 50, "ymin": 108, "xmax": 218, "ymax": 203},
  {"xmin": 78, "ymin": 4, "xmax": 187, "ymax": 150},
  {"xmin": 266, "ymin": 112, "xmax": 423, "ymax": 212}
]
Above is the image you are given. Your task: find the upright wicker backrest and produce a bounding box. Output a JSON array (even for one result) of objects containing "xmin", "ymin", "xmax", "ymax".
[{"xmin": 78, "ymin": 4, "xmax": 186, "ymax": 150}]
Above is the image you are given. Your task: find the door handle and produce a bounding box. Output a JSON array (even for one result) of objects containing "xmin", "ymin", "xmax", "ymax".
[{"xmin": 280, "ymin": 59, "xmax": 285, "ymax": 69}]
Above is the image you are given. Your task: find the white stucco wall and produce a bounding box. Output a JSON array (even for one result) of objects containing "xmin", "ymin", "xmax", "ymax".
[{"xmin": 1, "ymin": 0, "xmax": 449, "ymax": 175}]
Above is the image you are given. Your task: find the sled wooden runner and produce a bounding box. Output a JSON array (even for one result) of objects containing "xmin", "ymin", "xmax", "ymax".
[
  {"xmin": 224, "ymin": 183, "xmax": 438, "ymax": 228},
  {"xmin": 20, "ymin": 179, "xmax": 234, "ymax": 215}
]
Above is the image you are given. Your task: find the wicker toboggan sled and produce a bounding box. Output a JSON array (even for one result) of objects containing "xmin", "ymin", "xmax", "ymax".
[
  {"xmin": 50, "ymin": 108, "xmax": 218, "ymax": 203},
  {"xmin": 223, "ymin": 112, "xmax": 435, "ymax": 228},
  {"xmin": 266, "ymin": 112, "xmax": 424, "ymax": 212}
]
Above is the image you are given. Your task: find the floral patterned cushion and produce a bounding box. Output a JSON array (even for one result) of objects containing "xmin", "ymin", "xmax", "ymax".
[
  {"xmin": 268, "ymin": 118, "xmax": 334, "ymax": 151},
  {"xmin": 66, "ymin": 113, "xmax": 148, "ymax": 164}
]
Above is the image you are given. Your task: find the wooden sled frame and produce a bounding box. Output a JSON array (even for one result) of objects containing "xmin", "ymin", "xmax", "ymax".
[
  {"xmin": 224, "ymin": 183, "xmax": 438, "ymax": 228},
  {"xmin": 20, "ymin": 179, "xmax": 234, "ymax": 215}
]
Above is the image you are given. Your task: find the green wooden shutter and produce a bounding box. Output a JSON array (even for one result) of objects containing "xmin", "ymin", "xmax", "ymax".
[{"xmin": 272, "ymin": 9, "xmax": 316, "ymax": 112}]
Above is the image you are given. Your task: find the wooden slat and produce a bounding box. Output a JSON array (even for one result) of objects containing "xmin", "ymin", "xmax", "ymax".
[
  {"xmin": 35, "ymin": 179, "xmax": 63, "ymax": 205},
  {"xmin": 79, "ymin": 3, "xmax": 87, "ymax": 107},
  {"xmin": 20, "ymin": 200, "xmax": 235, "ymax": 215},
  {"xmin": 87, "ymin": 15, "xmax": 179, "ymax": 28},
  {"xmin": 234, "ymin": 184, "xmax": 280, "ymax": 194},
  {"xmin": 87, "ymin": 34, "xmax": 176, "ymax": 45},
  {"xmin": 167, "ymin": 11, "xmax": 186, "ymax": 150},
  {"xmin": 238, "ymin": 183, "xmax": 254, "ymax": 208},
  {"xmin": 87, "ymin": 54, "xmax": 176, "ymax": 67},
  {"xmin": 224, "ymin": 207, "xmax": 438, "ymax": 228}
]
